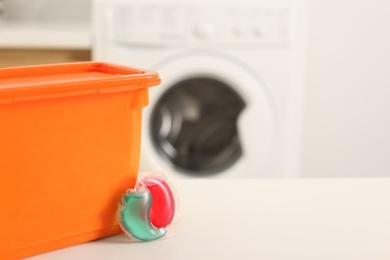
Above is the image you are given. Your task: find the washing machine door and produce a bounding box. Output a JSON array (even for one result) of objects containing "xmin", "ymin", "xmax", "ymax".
[{"xmin": 141, "ymin": 52, "xmax": 276, "ymax": 178}]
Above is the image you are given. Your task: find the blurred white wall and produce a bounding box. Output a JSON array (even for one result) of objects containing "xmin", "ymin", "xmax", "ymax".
[
  {"xmin": 1, "ymin": 0, "xmax": 90, "ymax": 23},
  {"xmin": 302, "ymin": 0, "xmax": 390, "ymax": 177}
]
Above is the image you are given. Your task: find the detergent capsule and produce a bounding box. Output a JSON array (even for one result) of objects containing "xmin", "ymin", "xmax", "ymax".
[{"xmin": 118, "ymin": 172, "xmax": 180, "ymax": 241}]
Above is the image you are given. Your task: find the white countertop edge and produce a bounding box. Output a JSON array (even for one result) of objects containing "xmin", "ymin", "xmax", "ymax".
[{"xmin": 0, "ymin": 22, "xmax": 91, "ymax": 49}]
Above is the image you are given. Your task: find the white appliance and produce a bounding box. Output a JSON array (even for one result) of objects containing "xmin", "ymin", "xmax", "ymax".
[{"xmin": 93, "ymin": 0, "xmax": 307, "ymax": 178}]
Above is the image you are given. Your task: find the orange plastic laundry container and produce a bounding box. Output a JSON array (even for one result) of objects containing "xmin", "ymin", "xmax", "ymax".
[{"xmin": 0, "ymin": 62, "xmax": 160, "ymax": 260}]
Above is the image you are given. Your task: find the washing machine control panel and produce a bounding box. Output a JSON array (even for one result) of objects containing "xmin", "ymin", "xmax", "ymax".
[{"xmin": 107, "ymin": 4, "xmax": 294, "ymax": 47}]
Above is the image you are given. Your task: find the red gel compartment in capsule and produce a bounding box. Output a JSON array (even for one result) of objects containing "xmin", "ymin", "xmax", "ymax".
[{"xmin": 142, "ymin": 177, "xmax": 176, "ymax": 228}]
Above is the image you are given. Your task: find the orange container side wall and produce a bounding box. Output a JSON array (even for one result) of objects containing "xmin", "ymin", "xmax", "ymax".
[{"xmin": 0, "ymin": 90, "xmax": 145, "ymax": 259}]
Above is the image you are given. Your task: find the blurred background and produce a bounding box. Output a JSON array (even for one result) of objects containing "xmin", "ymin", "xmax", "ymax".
[{"xmin": 1, "ymin": 0, "xmax": 389, "ymax": 178}]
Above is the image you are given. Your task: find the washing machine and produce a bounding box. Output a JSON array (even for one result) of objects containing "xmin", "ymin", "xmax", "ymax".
[{"xmin": 93, "ymin": 0, "xmax": 307, "ymax": 178}]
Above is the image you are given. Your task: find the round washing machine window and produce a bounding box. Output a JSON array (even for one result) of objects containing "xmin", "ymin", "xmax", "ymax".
[
  {"xmin": 142, "ymin": 52, "xmax": 276, "ymax": 178},
  {"xmin": 150, "ymin": 77, "xmax": 245, "ymax": 175}
]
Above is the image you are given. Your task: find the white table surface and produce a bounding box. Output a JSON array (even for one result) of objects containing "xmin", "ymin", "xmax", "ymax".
[{"xmin": 28, "ymin": 179, "xmax": 390, "ymax": 260}]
